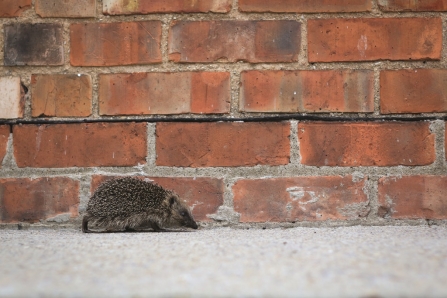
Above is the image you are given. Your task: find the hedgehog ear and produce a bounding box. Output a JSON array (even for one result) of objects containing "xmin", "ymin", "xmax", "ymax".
[{"xmin": 169, "ymin": 196, "xmax": 176, "ymax": 206}]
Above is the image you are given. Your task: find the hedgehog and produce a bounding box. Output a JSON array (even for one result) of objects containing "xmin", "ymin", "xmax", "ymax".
[{"xmin": 82, "ymin": 177, "xmax": 198, "ymax": 233}]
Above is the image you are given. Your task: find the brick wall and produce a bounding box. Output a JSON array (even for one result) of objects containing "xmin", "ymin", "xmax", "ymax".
[{"xmin": 0, "ymin": 0, "xmax": 446, "ymax": 228}]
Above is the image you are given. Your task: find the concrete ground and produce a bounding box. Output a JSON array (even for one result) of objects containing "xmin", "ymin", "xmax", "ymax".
[{"xmin": 0, "ymin": 226, "xmax": 446, "ymax": 298}]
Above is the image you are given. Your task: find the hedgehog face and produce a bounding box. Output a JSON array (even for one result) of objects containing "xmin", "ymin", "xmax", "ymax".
[{"xmin": 168, "ymin": 194, "xmax": 198, "ymax": 229}]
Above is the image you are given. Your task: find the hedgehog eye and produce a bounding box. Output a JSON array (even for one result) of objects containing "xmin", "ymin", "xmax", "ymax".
[{"xmin": 180, "ymin": 211, "xmax": 187, "ymax": 217}]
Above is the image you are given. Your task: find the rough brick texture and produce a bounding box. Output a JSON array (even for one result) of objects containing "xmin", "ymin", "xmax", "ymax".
[
  {"xmin": 239, "ymin": 0, "xmax": 371, "ymax": 12},
  {"xmin": 0, "ymin": 126, "xmax": 8, "ymax": 166},
  {"xmin": 4, "ymin": 23, "xmax": 64, "ymax": 66},
  {"xmin": 99, "ymin": 72, "xmax": 230, "ymax": 115},
  {"xmin": 0, "ymin": 0, "xmax": 31, "ymax": 17},
  {"xmin": 156, "ymin": 122, "xmax": 290, "ymax": 167},
  {"xmin": 0, "ymin": 77, "xmax": 25, "ymax": 119},
  {"xmin": 70, "ymin": 22, "xmax": 162, "ymax": 66},
  {"xmin": 378, "ymin": 0, "xmax": 447, "ymax": 11},
  {"xmin": 234, "ymin": 176, "xmax": 369, "ymax": 222},
  {"xmin": 380, "ymin": 69, "xmax": 447, "ymax": 114},
  {"xmin": 299, "ymin": 122, "xmax": 435, "ymax": 166},
  {"xmin": 103, "ymin": 0, "xmax": 231, "ymax": 14},
  {"xmin": 91, "ymin": 176, "xmax": 224, "ymax": 221},
  {"xmin": 378, "ymin": 176, "xmax": 447, "ymax": 219},
  {"xmin": 0, "ymin": 178, "xmax": 79, "ymax": 223},
  {"xmin": 169, "ymin": 21, "xmax": 301, "ymax": 63},
  {"xmin": 35, "ymin": 0, "xmax": 96, "ymax": 17},
  {"xmin": 13, "ymin": 123, "xmax": 147, "ymax": 168},
  {"xmin": 308, "ymin": 18, "xmax": 442, "ymax": 62},
  {"xmin": 240, "ymin": 70, "xmax": 374, "ymax": 113},
  {"xmin": 31, "ymin": 75, "xmax": 92, "ymax": 117}
]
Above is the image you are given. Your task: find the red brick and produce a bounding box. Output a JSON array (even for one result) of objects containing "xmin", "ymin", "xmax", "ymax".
[
  {"xmin": 103, "ymin": 0, "xmax": 231, "ymax": 14},
  {"xmin": 299, "ymin": 122, "xmax": 435, "ymax": 166},
  {"xmin": 99, "ymin": 72, "xmax": 230, "ymax": 115},
  {"xmin": 308, "ymin": 18, "xmax": 442, "ymax": 62},
  {"xmin": 378, "ymin": 176, "xmax": 447, "ymax": 219},
  {"xmin": 36, "ymin": 0, "xmax": 96, "ymax": 17},
  {"xmin": 91, "ymin": 176, "xmax": 224, "ymax": 221},
  {"xmin": 156, "ymin": 122, "xmax": 290, "ymax": 167},
  {"xmin": 0, "ymin": 177, "xmax": 79, "ymax": 223},
  {"xmin": 169, "ymin": 21, "xmax": 301, "ymax": 63},
  {"xmin": 4, "ymin": 23, "xmax": 64, "ymax": 66},
  {"xmin": 378, "ymin": 0, "xmax": 447, "ymax": 11},
  {"xmin": 240, "ymin": 70, "xmax": 374, "ymax": 113},
  {"xmin": 239, "ymin": 0, "xmax": 371, "ymax": 12},
  {"xmin": 0, "ymin": 126, "xmax": 9, "ymax": 167},
  {"xmin": 31, "ymin": 74, "xmax": 92, "ymax": 117},
  {"xmin": 70, "ymin": 22, "xmax": 161, "ymax": 66},
  {"xmin": 0, "ymin": 77, "xmax": 25, "ymax": 119},
  {"xmin": 234, "ymin": 176, "xmax": 369, "ymax": 222},
  {"xmin": 13, "ymin": 123, "xmax": 147, "ymax": 168},
  {"xmin": 380, "ymin": 69, "xmax": 447, "ymax": 114},
  {"xmin": 0, "ymin": 0, "xmax": 31, "ymax": 17}
]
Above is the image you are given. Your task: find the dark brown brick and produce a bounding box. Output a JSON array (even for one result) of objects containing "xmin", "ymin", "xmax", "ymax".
[
  {"xmin": 4, "ymin": 23, "xmax": 64, "ymax": 66},
  {"xmin": 0, "ymin": 0, "xmax": 31, "ymax": 17},
  {"xmin": 378, "ymin": 0, "xmax": 447, "ymax": 11},
  {"xmin": 70, "ymin": 22, "xmax": 162, "ymax": 66},
  {"xmin": 239, "ymin": 0, "xmax": 371, "ymax": 12},
  {"xmin": 169, "ymin": 21, "xmax": 301, "ymax": 63},
  {"xmin": 13, "ymin": 123, "xmax": 147, "ymax": 168},
  {"xmin": 103, "ymin": 0, "xmax": 231, "ymax": 14},
  {"xmin": 35, "ymin": 0, "xmax": 96, "ymax": 17},
  {"xmin": 299, "ymin": 122, "xmax": 435, "ymax": 166},
  {"xmin": 156, "ymin": 122, "xmax": 290, "ymax": 167},
  {"xmin": 0, "ymin": 126, "xmax": 8, "ymax": 167},
  {"xmin": 240, "ymin": 70, "xmax": 374, "ymax": 113},
  {"xmin": 0, "ymin": 177, "xmax": 79, "ymax": 223},
  {"xmin": 234, "ymin": 176, "xmax": 369, "ymax": 222},
  {"xmin": 378, "ymin": 176, "xmax": 447, "ymax": 219},
  {"xmin": 91, "ymin": 176, "xmax": 224, "ymax": 221}
]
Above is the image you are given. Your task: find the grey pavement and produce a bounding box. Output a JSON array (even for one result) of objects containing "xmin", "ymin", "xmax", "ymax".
[{"xmin": 1, "ymin": 226, "xmax": 447, "ymax": 297}]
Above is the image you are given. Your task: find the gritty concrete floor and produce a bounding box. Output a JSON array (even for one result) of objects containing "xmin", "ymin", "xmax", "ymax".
[{"xmin": 0, "ymin": 226, "xmax": 446, "ymax": 298}]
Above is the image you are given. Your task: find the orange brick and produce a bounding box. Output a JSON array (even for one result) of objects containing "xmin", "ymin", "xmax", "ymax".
[
  {"xmin": 378, "ymin": 176, "xmax": 447, "ymax": 219},
  {"xmin": 308, "ymin": 18, "xmax": 442, "ymax": 62},
  {"xmin": 0, "ymin": 0, "xmax": 31, "ymax": 17},
  {"xmin": 234, "ymin": 176, "xmax": 369, "ymax": 222},
  {"xmin": 103, "ymin": 0, "xmax": 231, "ymax": 14},
  {"xmin": 70, "ymin": 22, "xmax": 161, "ymax": 66},
  {"xmin": 0, "ymin": 177, "xmax": 79, "ymax": 223},
  {"xmin": 240, "ymin": 70, "xmax": 374, "ymax": 113},
  {"xmin": 0, "ymin": 77, "xmax": 25, "ymax": 119},
  {"xmin": 99, "ymin": 72, "xmax": 230, "ymax": 115},
  {"xmin": 91, "ymin": 176, "xmax": 224, "ymax": 221},
  {"xmin": 239, "ymin": 0, "xmax": 371, "ymax": 12},
  {"xmin": 378, "ymin": 0, "xmax": 447, "ymax": 11},
  {"xmin": 446, "ymin": 122, "xmax": 447, "ymax": 161},
  {"xmin": 380, "ymin": 69, "xmax": 447, "ymax": 114},
  {"xmin": 36, "ymin": 0, "xmax": 96, "ymax": 17},
  {"xmin": 169, "ymin": 21, "xmax": 301, "ymax": 63},
  {"xmin": 31, "ymin": 74, "xmax": 92, "ymax": 117},
  {"xmin": 0, "ymin": 126, "xmax": 9, "ymax": 167},
  {"xmin": 299, "ymin": 122, "xmax": 435, "ymax": 166},
  {"xmin": 13, "ymin": 123, "xmax": 147, "ymax": 168},
  {"xmin": 156, "ymin": 122, "xmax": 290, "ymax": 167}
]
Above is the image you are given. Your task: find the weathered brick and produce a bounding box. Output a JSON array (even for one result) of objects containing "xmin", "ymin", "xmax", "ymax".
[
  {"xmin": 239, "ymin": 0, "xmax": 371, "ymax": 12},
  {"xmin": 299, "ymin": 122, "xmax": 435, "ymax": 166},
  {"xmin": 0, "ymin": 0, "xmax": 31, "ymax": 17},
  {"xmin": 240, "ymin": 70, "xmax": 374, "ymax": 113},
  {"xmin": 446, "ymin": 123, "xmax": 447, "ymax": 161},
  {"xmin": 234, "ymin": 176, "xmax": 369, "ymax": 222},
  {"xmin": 0, "ymin": 126, "xmax": 9, "ymax": 166},
  {"xmin": 99, "ymin": 72, "xmax": 230, "ymax": 115},
  {"xmin": 91, "ymin": 176, "xmax": 224, "ymax": 221},
  {"xmin": 169, "ymin": 21, "xmax": 301, "ymax": 63},
  {"xmin": 308, "ymin": 18, "xmax": 442, "ymax": 62},
  {"xmin": 31, "ymin": 74, "xmax": 92, "ymax": 117},
  {"xmin": 70, "ymin": 22, "xmax": 162, "ymax": 66},
  {"xmin": 4, "ymin": 23, "xmax": 64, "ymax": 66},
  {"xmin": 378, "ymin": 0, "xmax": 447, "ymax": 11},
  {"xmin": 378, "ymin": 176, "xmax": 447, "ymax": 219},
  {"xmin": 380, "ymin": 69, "xmax": 447, "ymax": 114},
  {"xmin": 35, "ymin": 0, "xmax": 96, "ymax": 17},
  {"xmin": 0, "ymin": 177, "xmax": 79, "ymax": 223},
  {"xmin": 0, "ymin": 77, "xmax": 25, "ymax": 119},
  {"xmin": 103, "ymin": 0, "xmax": 231, "ymax": 14},
  {"xmin": 13, "ymin": 123, "xmax": 147, "ymax": 168},
  {"xmin": 156, "ymin": 122, "xmax": 290, "ymax": 167}
]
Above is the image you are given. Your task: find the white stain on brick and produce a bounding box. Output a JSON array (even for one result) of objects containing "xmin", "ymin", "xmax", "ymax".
[
  {"xmin": 0, "ymin": 77, "xmax": 22, "ymax": 119},
  {"xmin": 357, "ymin": 35, "xmax": 368, "ymax": 58},
  {"xmin": 286, "ymin": 186, "xmax": 319, "ymax": 204}
]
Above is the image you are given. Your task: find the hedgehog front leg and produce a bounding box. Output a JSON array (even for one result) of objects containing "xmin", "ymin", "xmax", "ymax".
[{"xmin": 150, "ymin": 222, "xmax": 167, "ymax": 232}]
